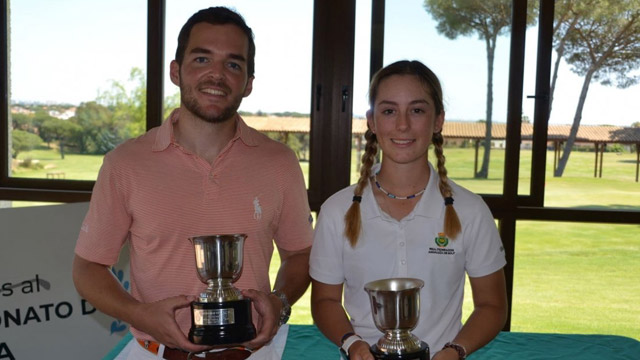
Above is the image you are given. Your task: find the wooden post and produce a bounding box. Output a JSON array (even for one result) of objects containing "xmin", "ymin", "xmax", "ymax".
[
  {"xmin": 594, "ymin": 143, "xmax": 599, "ymax": 178},
  {"xmin": 636, "ymin": 143, "xmax": 640, "ymax": 182},
  {"xmin": 474, "ymin": 140, "xmax": 479, "ymax": 177},
  {"xmin": 355, "ymin": 134, "xmax": 362, "ymax": 172},
  {"xmin": 553, "ymin": 141, "xmax": 558, "ymax": 172},
  {"xmin": 599, "ymin": 143, "xmax": 605, "ymax": 178}
]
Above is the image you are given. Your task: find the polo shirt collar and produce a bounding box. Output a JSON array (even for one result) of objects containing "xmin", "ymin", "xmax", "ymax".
[
  {"xmin": 152, "ymin": 109, "xmax": 260, "ymax": 152},
  {"xmin": 234, "ymin": 114, "xmax": 261, "ymax": 147},
  {"xmin": 361, "ymin": 162, "xmax": 443, "ymax": 220}
]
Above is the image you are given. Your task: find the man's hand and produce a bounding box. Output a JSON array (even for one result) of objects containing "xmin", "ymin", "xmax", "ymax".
[
  {"xmin": 130, "ymin": 295, "xmax": 213, "ymax": 353},
  {"xmin": 239, "ymin": 289, "xmax": 281, "ymax": 351}
]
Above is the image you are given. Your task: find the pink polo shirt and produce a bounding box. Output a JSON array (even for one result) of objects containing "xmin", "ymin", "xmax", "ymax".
[{"xmin": 75, "ymin": 109, "xmax": 313, "ymax": 341}]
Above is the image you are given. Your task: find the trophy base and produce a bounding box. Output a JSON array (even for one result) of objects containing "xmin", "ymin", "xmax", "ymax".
[
  {"xmin": 189, "ymin": 298, "xmax": 257, "ymax": 346},
  {"xmin": 371, "ymin": 342, "xmax": 430, "ymax": 360}
]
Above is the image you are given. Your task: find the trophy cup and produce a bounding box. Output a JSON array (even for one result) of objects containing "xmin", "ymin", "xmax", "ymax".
[
  {"xmin": 188, "ymin": 234, "xmax": 257, "ymax": 345},
  {"xmin": 364, "ymin": 278, "xmax": 430, "ymax": 360}
]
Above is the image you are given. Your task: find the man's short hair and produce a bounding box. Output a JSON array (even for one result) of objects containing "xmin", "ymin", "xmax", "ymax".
[{"xmin": 175, "ymin": 7, "xmax": 255, "ymax": 77}]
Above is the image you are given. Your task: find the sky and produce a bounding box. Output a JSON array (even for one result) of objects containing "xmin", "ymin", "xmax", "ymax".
[{"xmin": 9, "ymin": 0, "xmax": 640, "ymax": 127}]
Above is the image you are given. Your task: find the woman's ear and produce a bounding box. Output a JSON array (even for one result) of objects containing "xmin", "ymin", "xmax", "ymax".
[
  {"xmin": 434, "ymin": 110, "xmax": 445, "ymax": 134},
  {"xmin": 366, "ymin": 109, "xmax": 375, "ymax": 133}
]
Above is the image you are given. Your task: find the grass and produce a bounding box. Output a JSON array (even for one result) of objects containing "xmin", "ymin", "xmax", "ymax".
[
  {"xmin": 9, "ymin": 145, "xmax": 640, "ymax": 339},
  {"xmin": 12, "ymin": 147, "xmax": 104, "ymax": 180},
  {"xmin": 510, "ymin": 222, "xmax": 640, "ymax": 337}
]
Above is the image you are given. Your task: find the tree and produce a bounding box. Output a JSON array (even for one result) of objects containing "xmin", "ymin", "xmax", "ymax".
[
  {"xmin": 97, "ymin": 67, "xmax": 147, "ymax": 144},
  {"xmin": 549, "ymin": 0, "xmax": 598, "ymax": 114},
  {"xmin": 11, "ymin": 129, "xmax": 42, "ymax": 158},
  {"xmin": 11, "ymin": 112, "xmax": 34, "ymax": 131},
  {"xmin": 553, "ymin": 0, "xmax": 640, "ymax": 177},
  {"xmin": 424, "ymin": 0, "xmax": 537, "ymax": 178},
  {"xmin": 39, "ymin": 118, "xmax": 82, "ymax": 159},
  {"xmin": 31, "ymin": 111, "xmax": 57, "ymax": 146},
  {"xmin": 72, "ymin": 101, "xmax": 114, "ymax": 154}
]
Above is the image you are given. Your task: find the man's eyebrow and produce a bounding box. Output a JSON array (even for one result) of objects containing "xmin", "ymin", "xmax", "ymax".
[
  {"xmin": 187, "ymin": 47, "xmax": 246, "ymax": 63},
  {"xmin": 188, "ymin": 47, "xmax": 212, "ymax": 55},
  {"xmin": 228, "ymin": 53, "xmax": 247, "ymax": 63}
]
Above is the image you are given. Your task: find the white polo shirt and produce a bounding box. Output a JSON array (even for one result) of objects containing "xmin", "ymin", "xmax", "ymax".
[{"xmin": 309, "ymin": 163, "xmax": 506, "ymax": 354}]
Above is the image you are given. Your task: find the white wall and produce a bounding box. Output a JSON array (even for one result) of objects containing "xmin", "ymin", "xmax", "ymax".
[{"xmin": 0, "ymin": 202, "xmax": 129, "ymax": 359}]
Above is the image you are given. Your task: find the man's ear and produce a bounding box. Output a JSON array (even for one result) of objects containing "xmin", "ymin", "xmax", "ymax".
[
  {"xmin": 243, "ymin": 76, "xmax": 255, "ymax": 98},
  {"xmin": 169, "ymin": 60, "xmax": 180, "ymax": 86}
]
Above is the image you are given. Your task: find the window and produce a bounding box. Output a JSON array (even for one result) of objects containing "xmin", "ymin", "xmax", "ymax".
[
  {"xmin": 164, "ymin": 0, "xmax": 314, "ymax": 187},
  {"xmin": 7, "ymin": 0, "xmax": 147, "ymax": 183}
]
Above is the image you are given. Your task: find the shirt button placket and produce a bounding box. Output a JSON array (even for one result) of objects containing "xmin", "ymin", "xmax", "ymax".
[
  {"xmin": 398, "ymin": 225, "xmax": 408, "ymax": 276},
  {"xmin": 205, "ymin": 168, "xmax": 218, "ymax": 200}
]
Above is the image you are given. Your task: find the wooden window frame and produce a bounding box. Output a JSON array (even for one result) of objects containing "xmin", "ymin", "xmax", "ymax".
[{"xmin": 1, "ymin": 0, "xmax": 638, "ymax": 331}]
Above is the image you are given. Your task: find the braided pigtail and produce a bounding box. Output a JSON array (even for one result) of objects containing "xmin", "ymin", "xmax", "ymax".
[
  {"xmin": 344, "ymin": 129, "xmax": 378, "ymax": 247},
  {"xmin": 432, "ymin": 132, "xmax": 461, "ymax": 239}
]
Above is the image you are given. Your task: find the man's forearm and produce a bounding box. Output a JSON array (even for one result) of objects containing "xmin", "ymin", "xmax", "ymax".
[{"xmin": 72, "ymin": 254, "xmax": 140, "ymax": 324}]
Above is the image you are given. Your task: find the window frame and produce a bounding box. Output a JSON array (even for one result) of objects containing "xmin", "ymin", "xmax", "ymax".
[{"xmin": 1, "ymin": 0, "xmax": 639, "ymax": 332}]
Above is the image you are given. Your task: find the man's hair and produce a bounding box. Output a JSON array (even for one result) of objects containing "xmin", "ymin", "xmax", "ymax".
[{"xmin": 175, "ymin": 7, "xmax": 256, "ymax": 77}]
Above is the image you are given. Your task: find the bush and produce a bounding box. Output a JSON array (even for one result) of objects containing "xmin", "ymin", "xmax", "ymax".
[{"xmin": 19, "ymin": 158, "xmax": 44, "ymax": 169}]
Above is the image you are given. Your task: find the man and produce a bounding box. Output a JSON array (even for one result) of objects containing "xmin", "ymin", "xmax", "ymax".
[{"xmin": 72, "ymin": 7, "xmax": 313, "ymax": 360}]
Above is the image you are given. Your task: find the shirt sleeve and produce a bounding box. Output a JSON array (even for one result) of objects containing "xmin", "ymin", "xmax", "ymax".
[
  {"xmin": 74, "ymin": 152, "xmax": 132, "ymax": 265},
  {"xmin": 309, "ymin": 199, "xmax": 346, "ymax": 285},
  {"xmin": 463, "ymin": 197, "xmax": 507, "ymax": 278},
  {"xmin": 272, "ymin": 149, "xmax": 313, "ymax": 252}
]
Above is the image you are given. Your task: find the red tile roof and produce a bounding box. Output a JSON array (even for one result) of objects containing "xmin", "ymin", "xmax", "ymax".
[{"xmin": 242, "ymin": 116, "xmax": 640, "ymax": 144}]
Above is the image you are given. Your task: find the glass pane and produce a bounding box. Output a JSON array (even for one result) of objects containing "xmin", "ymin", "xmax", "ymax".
[
  {"xmin": 269, "ymin": 211, "xmax": 317, "ymax": 325},
  {"xmin": 519, "ymin": 0, "xmax": 540, "ymax": 197},
  {"xmin": 351, "ymin": 0, "xmax": 372, "ymax": 185},
  {"xmin": 542, "ymin": 1, "xmax": 640, "ymax": 209},
  {"xmin": 355, "ymin": 0, "xmax": 521, "ymax": 195},
  {"xmin": 513, "ymin": 221, "xmax": 640, "ymax": 338},
  {"xmin": 164, "ymin": 1, "xmax": 314, "ymax": 188},
  {"xmin": 8, "ymin": 0, "xmax": 147, "ymax": 181}
]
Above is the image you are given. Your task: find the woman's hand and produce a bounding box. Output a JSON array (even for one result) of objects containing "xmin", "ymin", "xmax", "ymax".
[
  {"xmin": 432, "ymin": 347, "xmax": 461, "ymax": 360},
  {"xmin": 347, "ymin": 340, "xmax": 374, "ymax": 360}
]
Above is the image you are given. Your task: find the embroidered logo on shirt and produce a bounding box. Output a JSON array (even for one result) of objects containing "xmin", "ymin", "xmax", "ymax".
[
  {"xmin": 434, "ymin": 232, "xmax": 449, "ymax": 247},
  {"xmin": 429, "ymin": 232, "xmax": 455, "ymax": 255},
  {"xmin": 253, "ymin": 197, "xmax": 262, "ymax": 220}
]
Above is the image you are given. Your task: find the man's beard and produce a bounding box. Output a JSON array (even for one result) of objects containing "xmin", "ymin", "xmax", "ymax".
[{"xmin": 180, "ymin": 80, "xmax": 244, "ymax": 124}]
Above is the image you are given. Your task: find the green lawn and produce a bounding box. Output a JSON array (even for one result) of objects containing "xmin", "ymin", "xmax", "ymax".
[
  {"xmin": 9, "ymin": 146, "xmax": 640, "ymax": 339},
  {"xmin": 13, "ymin": 147, "xmax": 104, "ymax": 180}
]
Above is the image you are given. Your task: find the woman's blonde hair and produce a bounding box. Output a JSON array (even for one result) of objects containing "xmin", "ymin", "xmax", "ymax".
[{"xmin": 344, "ymin": 60, "xmax": 461, "ymax": 247}]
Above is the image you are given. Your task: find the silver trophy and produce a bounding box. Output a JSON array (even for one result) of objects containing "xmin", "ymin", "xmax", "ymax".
[
  {"xmin": 364, "ymin": 278, "xmax": 430, "ymax": 360},
  {"xmin": 188, "ymin": 234, "xmax": 256, "ymax": 345}
]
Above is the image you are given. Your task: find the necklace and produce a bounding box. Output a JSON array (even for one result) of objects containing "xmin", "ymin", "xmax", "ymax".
[{"xmin": 373, "ymin": 173, "xmax": 426, "ymax": 200}]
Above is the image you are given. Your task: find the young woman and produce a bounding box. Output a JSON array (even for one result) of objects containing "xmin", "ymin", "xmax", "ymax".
[{"xmin": 309, "ymin": 60, "xmax": 508, "ymax": 360}]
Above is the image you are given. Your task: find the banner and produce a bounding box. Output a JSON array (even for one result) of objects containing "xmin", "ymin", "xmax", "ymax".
[{"xmin": 0, "ymin": 202, "xmax": 130, "ymax": 359}]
